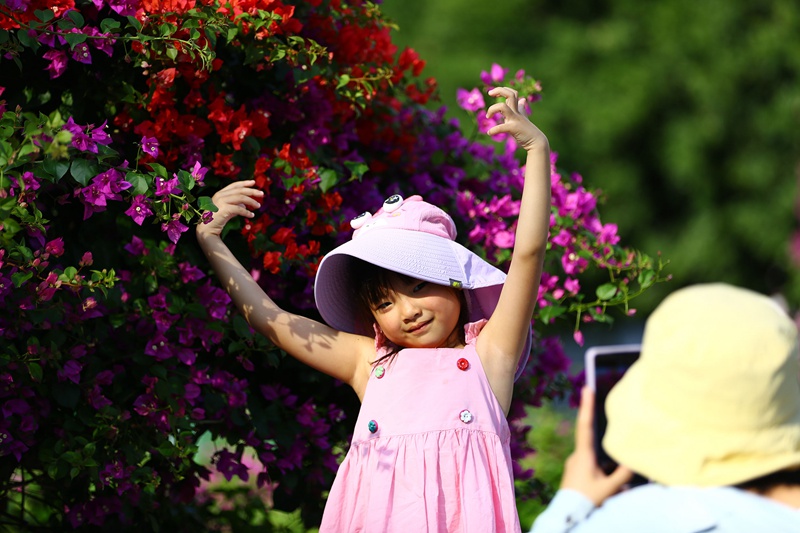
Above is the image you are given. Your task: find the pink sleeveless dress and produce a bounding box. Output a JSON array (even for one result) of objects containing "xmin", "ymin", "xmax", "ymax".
[{"xmin": 319, "ymin": 322, "xmax": 521, "ymax": 532}]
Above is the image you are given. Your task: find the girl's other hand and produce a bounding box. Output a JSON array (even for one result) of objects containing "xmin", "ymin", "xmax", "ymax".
[
  {"xmin": 196, "ymin": 180, "xmax": 264, "ymax": 239},
  {"xmin": 560, "ymin": 387, "xmax": 634, "ymax": 506},
  {"xmin": 484, "ymin": 86, "xmax": 547, "ymax": 151}
]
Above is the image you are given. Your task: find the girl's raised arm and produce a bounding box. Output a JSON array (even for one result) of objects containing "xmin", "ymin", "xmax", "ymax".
[
  {"xmin": 476, "ymin": 87, "xmax": 551, "ymax": 408},
  {"xmin": 196, "ymin": 181, "xmax": 374, "ymax": 397}
]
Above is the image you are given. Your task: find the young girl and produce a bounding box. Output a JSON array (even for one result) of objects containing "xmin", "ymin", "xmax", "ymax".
[{"xmin": 196, "ymin": 86, "xmax": 551, "ymax": 532}]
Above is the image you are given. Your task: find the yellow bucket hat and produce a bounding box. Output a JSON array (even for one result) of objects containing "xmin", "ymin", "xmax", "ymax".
[{"xmin": 604, "ymin": 283, "xmax": 800, "ymax": 486}]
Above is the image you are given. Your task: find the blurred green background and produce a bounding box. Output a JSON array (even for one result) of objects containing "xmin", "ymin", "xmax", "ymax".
[{"xmin": 381, "ymin": 0, "xmax": 800, "ymax": 313}]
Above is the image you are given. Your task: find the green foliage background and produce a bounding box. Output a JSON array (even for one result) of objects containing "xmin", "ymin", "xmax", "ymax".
[{"xmin": 382, "ymin": 0, "xmax": 800, "ymax": 310}]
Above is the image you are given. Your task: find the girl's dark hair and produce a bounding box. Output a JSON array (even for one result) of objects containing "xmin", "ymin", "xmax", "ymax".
[
  {"xmin": 349, "ymin": 258, "xmax": 469, "ymax": 365},
  {"xmin": 735, "ymin": 467, "xmax": 800, "ymax": 494}
]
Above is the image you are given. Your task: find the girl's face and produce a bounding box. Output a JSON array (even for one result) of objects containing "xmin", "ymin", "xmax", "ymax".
[{"xmin": 369, "ymin": 276, "xmax": 464, "ymax": 349}]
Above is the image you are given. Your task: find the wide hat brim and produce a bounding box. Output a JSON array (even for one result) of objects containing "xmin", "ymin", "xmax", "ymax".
[
  {"xmin": 603, "ymin": 283, "xmax": 800, "ymax": 486},
  {"xmin": 314, "ymin": 227, "xmax": 532, "ymax": 379}
]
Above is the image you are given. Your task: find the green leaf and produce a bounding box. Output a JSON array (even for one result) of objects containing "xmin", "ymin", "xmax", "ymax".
[
  {"xmin": 637, "ymin": 269, "xmax": 656, "ymax": 289},
  {"xmin": 166, "ymin": 47, "xmax": 178, "ymax": 61},
  {"xmin": 318, "ymin": 168, "xmax": 339, "ymax": 192},
  {"xmin": 42, "ymin": 158, "xmax": 70, "ymax": 181},
  {"xmin": 147, "ymin": 163, "xmax": 168, "ymax": 178},
  {"xmin": 336, "ymin": 74, "xmax": 351, "ymax": 89},
  {"xmin": 28, "ymin": 362, "xmax": 43, "ymax": 382},
  {"xmin": 69, "ymin": 159, "xmax": 98, "ymax": 186},
  {"xmin": 11, "ymin": 271, "xmax": 33, "ymax": 288},
  {"xmin": 16, "ymin": 29, "xmax": 34, "ymax": 48},
  {"xmin": 63, "ymin": 266, "xmax": 78, "ymax": 281},
  {"xmin": 226, "ymin": 27, "xmax": 239, "ymax": 42},
  {"xmin": 596, "ymin": 283, "xmax": 618, "ymax": 301},
  {"xmin": 127, "ymin": 15, "xmax": 142, "ymax": 31},
  {"xmin": 126, "ymin": 173, "xmax": 149, "ymax": 195},
  {"xmin": 538, "ymin": 305, "xmax": 567, "ymax": 324},
  {"xmin": 34, "ymin": 9, "xmax": 54, "ymax": 22},
  {"xmin": 197, "ymin": 196, "xmax": 218, "ymax": 212},
  {"xmin": 68, "ymin": 10, "xmax": 85, "ymax": 27},
  {"xmin": 100, "ymin": 18, "xmax": 121, "ymax": 33},
  {"xmin": 64, "ymin": 32, "xmax": 87, "ymax": 49},
  {"xmin": 232, "ymin": 315, "xmax": 253, "ymax": 339},
  {"xmin": 344, "ymin": 160, "xmax": 369, "ymax": 179}
]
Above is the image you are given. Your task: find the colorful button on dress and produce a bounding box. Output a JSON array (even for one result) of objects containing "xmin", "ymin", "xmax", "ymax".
[{"xmin": 319, "ymin": 323, "xmax": 521, "ymax": 532}]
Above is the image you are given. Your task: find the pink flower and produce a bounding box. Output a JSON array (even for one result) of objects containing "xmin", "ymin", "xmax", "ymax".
[
  {"xmin": 456, "ymin": 88, "xmax": 485, "ymax": 112},
  {"xmin": 598, "ymin": 223, "xmax": 620, "ymax": 246},
  {"xmin": 551, "ymin": 229, "xmax": 572, "ymax": 247},
  {"xmin": 480, "ymin": 63, "xmax": 508, "ymax": 86},
  {"xmin": 36, "ymin": 272, "xmax": 60, "ymax": 301},
  {"xmin": 573, "ymin": 330, "xmax": 585, "ymax": 347},
  {"xmin": 45, "ymin": 237, "xmax": 65, "ymax": 257}
]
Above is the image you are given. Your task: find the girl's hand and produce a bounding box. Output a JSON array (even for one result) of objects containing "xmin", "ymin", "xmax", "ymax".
[
  {"xmin": 196, "ymin": 180, "xmax": 264, "ymax": 239},
  {"xmin": 485, "ymin": 86, "xmax": 548, "ymax": 151},
  {"xmin": 560, "ymin": 387, "xmax": 634, "ymax": 506}
]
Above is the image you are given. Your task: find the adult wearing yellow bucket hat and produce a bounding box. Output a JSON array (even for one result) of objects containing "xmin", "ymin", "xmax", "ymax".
[{"xmin": 530, "ymin": 283, "xmax": 800, "ymax": 532}]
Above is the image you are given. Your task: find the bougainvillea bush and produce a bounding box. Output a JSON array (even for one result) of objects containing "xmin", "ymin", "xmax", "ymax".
[{"xmin": 0, "ymin": 0, "xmax": 667, "ymax": 530}]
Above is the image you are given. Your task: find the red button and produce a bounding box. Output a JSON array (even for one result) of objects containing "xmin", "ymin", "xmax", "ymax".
[{"xmin": 457, "ymin": 358, "xmax": 469, "ymax": 370}]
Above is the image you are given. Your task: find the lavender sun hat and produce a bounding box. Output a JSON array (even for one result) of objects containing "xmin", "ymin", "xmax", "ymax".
[{"xmin": 313, "ymin": 194, "xmax": 532, "ymax": 380}]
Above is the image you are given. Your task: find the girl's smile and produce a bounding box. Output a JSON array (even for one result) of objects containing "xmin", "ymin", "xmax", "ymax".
[{"xmin": 371, "ymin": 278, "xmax": 464, "ymax": 349}]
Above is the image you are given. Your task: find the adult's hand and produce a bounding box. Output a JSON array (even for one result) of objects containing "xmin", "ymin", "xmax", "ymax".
[{"xmin": 560, "ymin": 386, "xmax": 634, "ymax": 506}]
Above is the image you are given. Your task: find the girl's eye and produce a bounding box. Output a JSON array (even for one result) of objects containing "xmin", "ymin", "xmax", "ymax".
[
  {"xmin": 375, "ymin": 301, "xmax": 391, "ymax": 311},
  {"xmin": 413, "ymin": 282, "xmax": 428, "ymax": 293}
]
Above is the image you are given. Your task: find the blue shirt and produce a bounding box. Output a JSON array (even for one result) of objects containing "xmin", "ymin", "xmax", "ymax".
[{"xmin": 530, "ymin": 485, "xmax": 800, "ymax": 533}]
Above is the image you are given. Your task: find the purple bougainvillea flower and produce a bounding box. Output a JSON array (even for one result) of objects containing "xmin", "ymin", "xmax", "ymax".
[
  {"xmin": 5, "ymin": 0, "xmax": 31, "ymax": 10},
  {"xmin": 124, "ymin": 195, "xmax": 153, "ymax": 226},
  {"xmin": 144, "ymin": 334, "xmax": 173, "ymax": 361},
  {"xmin": 161, "ymin": 219, "xmax": 189, "ymax": 244},
  {"xmin": 57, "ymin": 360, "xmax": 84, "ymax": 384},
  {"xmin": 2, "ymin": 398, "xmax": 30, "ymax": 418},
  {"xmin": 62, "ymin": 116, "xmax": 82, "ymax": 136},
  {"xmin": 107, "ymin": 0, "xmax": 138, "ymax": 16},
  {"xmin": 154, "ymin": 175, "xmax": 179, "ymax": 197},
  {"xmin": 20, "ymin": 171, "xmax": 40, "ymax": 192},
  {"xmin": 201, "ymin": 211, "xmax": 214, "ymax": 225},
  {"xmin": 189, "ymin": 161, "xmax": 208, "ymax": 185},
  {"xmin": 197, "ymin": 282, "xmax": 231, "ymax": 320},
  {"xmin": 43, "ymin": 49, "xmax": 68, "ymax": 79},
  {"xmin": 215, "ymin": 449, "xmax": 250, "ymax": 482},
  {"xmin": 84, "ymin": 27, "xmax": 115, "ymax": 56},
  {"xmin": 178, "ymin": 262, "xmax": 205, "ymax": 283},
  {"xmin": 141, "ymin": 136, "xmax": 159, "ymax": 158},
  {"xmin": 71, "ymin": 42, "xmax": 92, "ymax": 65},
  {"xmin": 124, "ymin": 235, "xmax": 147, "ymax": 256},
  {"xmin": 93, "ymin": 168, "xmax": 130, "ymax": 200},
  {"xmin": 90, "ymin": 121, "xmax": 111, "ymax": 145}
]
